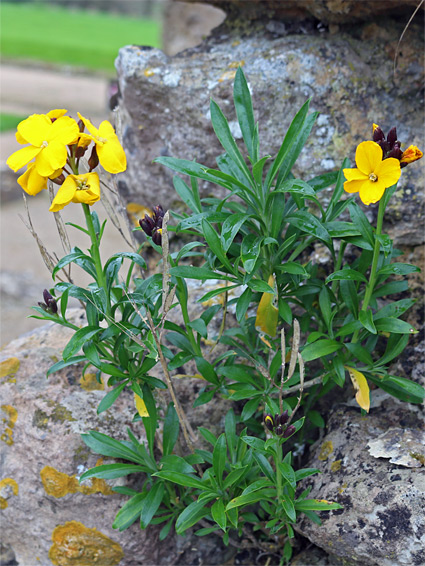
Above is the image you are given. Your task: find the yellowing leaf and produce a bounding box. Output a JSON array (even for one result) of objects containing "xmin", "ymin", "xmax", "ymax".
[
  {"xmin": 134, "ymin": 394, "xmax": 149, "ymax": 417},
  {"xmin": 345, "ymin": 366, "xmax": 370, "ymax": 412},
  {"xmin": 255, "ymin": 275, "xmax": 278, "ymax": 337}
]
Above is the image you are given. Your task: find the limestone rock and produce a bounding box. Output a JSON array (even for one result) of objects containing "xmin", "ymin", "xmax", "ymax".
[
  {"xmin": 115, "ymin": 16, "xmax": 424, "ymax": 246},
  {"xmin": 294, "ymin": 399, "xmax": 425, "ymax": 566},
  {"xmin": 178, "ymin": 0, "xmax": 423, "ymax": 24},
  {"xmin": 0, "ymin": 311, "xmax": 230, "ymax": 565}
]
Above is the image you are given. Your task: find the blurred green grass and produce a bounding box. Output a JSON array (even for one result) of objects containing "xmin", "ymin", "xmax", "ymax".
[
  {"xmin": 0, "ymin": 113, "xmax": 26, "ymax": 132},
  {"xmin": 0, "ymin": 2, "xmax": 162, "ymax": 73}
]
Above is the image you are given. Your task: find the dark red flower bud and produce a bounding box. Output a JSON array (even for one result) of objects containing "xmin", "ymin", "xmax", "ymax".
[
  {"xmin": 38, "ymin": 302, "xmax": 48, "ymax": 312},
  {"xmin": 75, "ymin": 145, "xmax": 86, "ymax": 159},
  {"xmin": 139, "ymin": 215, "xmax": 155, "ymax": 236},
  {"xmin": 373, "ymin": 126, "xmax": 385, "ymax": 143},
  {"xmin": 153, "ymin": 205, "xmax": 165, "ymax": 223},
  {"xmin": 264, "ymin": 414, "xmax": 274, "ymax": 431},
  {"xmin": 275, "ymin": 425, "xmax": 283, "ymax": 436},
  {"xmin": 42, "ymin": 289, "xmax": 58, "ymax": 314},
  {"xmin": 43, "ymin": 289, "xmax": 53, "ymax": 304},
  {"xmin": 78, "ymin": 119, "xmax": 85, "ymax": 132},
  {"xmin": 283, "ymin": 425, "xmax": 296, "ymax": 438},
  {"xmin": 279, "ymin": 410, "xmax": 289, "ymax": 425},
  {"xmin": 387, "ymin": 127, "xmax": 397, "ymax": 148},
  {"xmin": 51, "ymin": 174, "xmax": 65, "ymax": 186},
  {"xmin": 88, "ymin": 145, "xmax": 99, "ymax": 171},
  {"xmin": 152, "ymin": 228, "xmax": 162, "ymax": 246},
  {"xmin": 387, "ymin": 145, "xmax": 403, "ymax": 160}
]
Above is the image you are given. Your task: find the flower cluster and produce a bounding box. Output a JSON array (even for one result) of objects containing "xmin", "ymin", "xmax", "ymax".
[
  {"xmin": 264, "ymin": 411, "xmax": 295, "ymax": 438},
  {"xmin": 38, "ymin": 289, "xmax": 58, "ymax": 314},
  {"xmin": 6, "ymin": 109, "xmax": 127, "ymax": 212},
  {"xmin": 139, "ymin": 205, "xmax": 165, "ymax": 246},
  {"xmin": 343, "ymin": 124, "xmax": 422, "ymax": 206}
]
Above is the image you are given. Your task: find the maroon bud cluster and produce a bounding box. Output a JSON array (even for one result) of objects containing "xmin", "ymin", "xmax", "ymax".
[
  {"xmin": 88, "ymin": 146, "xmax": 99, "ymax": 171},
  {"xmin": 263, "ymin": 411, "xmax": 295, "ymax": 438},
  {"xmin": 373, "ymin": 126, "xmax": 403, "ymax": 163},
  {"xmin": 139, "ymin": 205, "xmax": 165, "ymax": 246},
  {"xmin": 38, "ymin": 289, "xmax": 58, "ymax": 314}
]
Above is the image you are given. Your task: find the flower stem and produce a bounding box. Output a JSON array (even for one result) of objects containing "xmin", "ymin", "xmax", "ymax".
[
  {"xmin": 82, "ymin": 203, "xmax": 112, "ymax": 321},
  {"xmin": 352, "ymin": 197, "xmax": 386, "ymax": 343}
]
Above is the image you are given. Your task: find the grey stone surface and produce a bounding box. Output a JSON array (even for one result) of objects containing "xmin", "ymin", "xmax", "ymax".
[
  {"xmin": 294, "ymin": 399, "xmax": 425, "ymax": 566},
  {"xmin": 115, "ymin": 16, "xmax": 424, "ymax": 246}
]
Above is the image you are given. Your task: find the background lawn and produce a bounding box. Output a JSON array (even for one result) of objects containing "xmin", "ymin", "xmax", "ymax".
[
  {"xmin": 0, "ymin": 2, "xmax": 162, "ymax": 74},
  {"xmin": 0, "ymin": 113, "xmax": 27, "ymax": 132}
]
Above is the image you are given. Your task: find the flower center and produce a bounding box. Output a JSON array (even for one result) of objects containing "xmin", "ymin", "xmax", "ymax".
[
  {"xmin": 41, "ymin": 141, "xmax": 48, "ymax": 148},
  {"xmin": 76, "ymin": 179, "xmax": 90, "ymax": 190},
  {"xmin": 369, "ymin": 173, "xmax": 378, "ymax": 182}
]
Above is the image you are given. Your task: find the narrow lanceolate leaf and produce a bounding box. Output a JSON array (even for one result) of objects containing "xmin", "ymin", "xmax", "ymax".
[
  {"xmin": 295, "ymin": 499, "xmax": 343, "ymax": 512},
  {"xmin": 233, "ymin": 66, "xmax": 257, "ymax": 162},
  {"xmin": 135, "ymin": 393, "xmax": 149, "ymax": 417},
  {"xmin": 345, "ymin": 366, "xmax": 370, "ymax": 412},
  {"xmin": 255, "ymin": 274, "xmax": 278, "ymax": 337}
]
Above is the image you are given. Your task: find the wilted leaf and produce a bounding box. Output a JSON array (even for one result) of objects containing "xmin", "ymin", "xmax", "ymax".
[
  {"xmin": 345, "ymin": 366, "xmax": 370, "ymax": 412},
  {"xmin": 255, "ymin": 275, "xmax": 278, "ymax": 337},
  {"xmin": 135, "ymin": 394, "xmax": 149, "ymax": 417}
]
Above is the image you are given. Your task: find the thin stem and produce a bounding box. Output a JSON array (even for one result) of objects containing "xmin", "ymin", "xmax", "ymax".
[
  {"xmin": 82, "ymin": 203, "xmax": 112, "ymax": 321},
  {"xmin": 274, "ymin": 438, "xmax": 283, "ymax": 502},
  {"xmin": 352, "ymin": 197, "xmax": 386, "ymax": 343},
  {"xmin": 331, "ymin": 241, "xmax": 347, "ymax": 295}
]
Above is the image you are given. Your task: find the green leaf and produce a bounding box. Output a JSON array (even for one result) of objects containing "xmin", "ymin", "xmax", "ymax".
[
  {"xmin": 202, "ymin": 218, "xmax": 234, "ymax": 272},
  {"xmin": 63, "ymin": 326, "xmax": 101, "ymax": 360},
  {"xmin": 173, "ymin": 175, "xmax": 202, "ymax": 213},
  {"xmin": 348, "ymin": 202, "xmax": 374, "ymax": 247},
  {"xmin": 210, "ymin": 98, "xmax": 252, "ymax": 185},
  {"xmin": 307, "ymin": 410, "xmax": 325, "ymax": 428},
  {"xmin": 79, "ymin": 464, "xmax": 147, "ymax": 481},
  {"xmin": 359, "ymin": 309, "xmax": 377, "ymax": 334},
  {"xmin": 302, "ymin": 339, "xmax": 342, "ymax": 362},
  {"xmin": 170, "ymin": 266, "xmax": 235, "ymax": 282},
  {"xmin": 326, "ymin": 269, "xmax": 368, "ymax": 284},
  {"xmin": 223, "ymin": 466, "xmax": 249, "ymax": 489},
  {"xmin": 211, "ymin": 499, "xmax": 227, "ymax": 532},
  {"xmin": 153, "ymin": 471, "xmax": 206, "ymax": 490},
  {"xmin": 324, "ymin": 158, "xmax": 350, "ymax": 221},
  {"xmin": 81, "ymin": 431, "xmax": 145, "ymax": 465},
  {"xmin": 378, "ymin": 262, "xmax": 421, "ymax": 276},
  {"xmin": 175, "ymin": 500, "xmax": 210, "ymax": 534},
  {"xmin": 374, "ymin": 318, "xmax": 417, "ymax": 334},
  {"xmin": 252, "ymin": 453, "xmax": 275, "ymax": 483},
  {"xmin": 142, "ymin": 384, "xmax": 158, "ymax": 457},
  {"xmin": 233, "ymin": 66, "xmax": 257, "ymax": 162},
  {"xmin": 340, "ymin": 279, "xmax": 358, "ymax": 317},
  {"xmin": 52, "ymin": 250, "xmax": 94, "ymax": 280},
  {"xmin": 281, "ymin": 496, "xmax": 296, "ymax": 523},
  {"xmin": 236, "ymin": 287, "xmax": 253, "ymax": 323},
  {"xmin": 213, "ymin": 434, "xmax": 227, "ymax": 486},
  {"xmin": 221, "ymin": 213, "xmax": 251, "ymax": 253},
  {"xmin": 247, "ymin": 278, "xmax": 274, "ymax": 293},
  {"xmin": 241, "ymin": 234, "xmax": 263, "ymax": 273},
  {"xmin": 278, "ymin": 262, "xmax": 309, "ymax": 276},
  {"xmin": 97, "ymin": 382, "xmax": 127, "ymax": 414},
  {"xmin": 344, "ymin": 342, "xmax": 374, "ymax": 366},
  {"xmin": 295, "ymin": 499, "xmax": 342, "ymax": 512},
  {"xmin": 367, "ymin": 374, "xmax": 425, "ymax": 404},
  {"xmin": 287, "ymin": 211, "xmax": 332, "ymax": 248},
  {"xmin": 376, "ymin": 334, "xmax": 409, "ymax": 366},
  {"xmin": 195, "ymin": 357, "xmax": 219, "ymax": 385},
  {"xmin": 226, "ymin": 488, "xmax": 276, "ymax": 510},
  {"xmin": 163, "ymin": 403, "xmax": 179, "ymax": 457},
  {"xmin": 140, "ymin": 482, "xmax": 165, "ymax": 529},
  {"xmin": 294, "ymin": 468, "xmax": 320, "ymax": 481},
  {"xmin": 374, "ymin": 298, "xmax": 416, "ymax": 321},
  {"xmin": 46, "ymin": 355, "xmax": 86, "ymax": 377},
  {"xmin": 113, "ymin": 493, "xmax": 146, "ymax": 531},
  {"xmin": 325, "ymin": 221, "xmax": 361, "ymax": 238},
  {"xmin": 319, "ymin": 286, "xmax": 332, "ymax": 330}
]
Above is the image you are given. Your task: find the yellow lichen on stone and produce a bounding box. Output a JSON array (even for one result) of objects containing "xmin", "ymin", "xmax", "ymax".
[
  {"xmin": 0, "ymin": 477, "xmax": 19, "ymax": 509},
  {"xmin": 318, "ymin": 440, "xmax": 334, "ymax": 461},
  {"xmin": 49, "ymin": 521, "xmax": 124, "ymax": 566},
  {"xmin": 144, "ymin": 67, "xmax": 155, "ymax": 77},
  {"xmin": 40, "ymin": 466, "xmax": 113, "ymax": 498},
  {"xmin": 338, "ymin": 482, "xmax": 348, "ymax": 494},
  {"xmin": 79, "ymin": 373, "xmax": 104, "ymax": 392},
  {"xmin": 0, "ymin": 357, "xmax": 20, "ymax": 379},
  {"xmin": 330, "ymin": 460, "xmax": 342, "ymax": 472},
  {"xmin": 1, "ymin": 405, "xmax": 18, "ymax": 445}
]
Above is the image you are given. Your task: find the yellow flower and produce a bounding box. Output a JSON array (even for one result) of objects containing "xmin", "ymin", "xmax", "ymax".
[
  {"xmin": 7, "ymin": 113, "xmax": 79, "ymax": 176},
  {"xmin": 17, "ymin": 163, "xmax": 62, "ymax": 196},
  {"xmin": 15, "ymin": 109, "xmax": 68, "ymax": 145},
  {"xmin": 343, "ymin": 141, "xmax": 401, "ymax": 205},
  {"xmin": 77, "ymin": 113, "xmax": 126, "ymax": 174},
  {"xmin": 400, "ymin": 145, "xmax": 423, "ymax": 165},
  {"xmin": 49, "ymin": 173, "xmax": 100, "ymax": 212}
]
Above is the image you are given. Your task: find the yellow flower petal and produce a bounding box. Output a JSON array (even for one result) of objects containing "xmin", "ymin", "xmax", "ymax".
[
  {"xmin": 7, "ymin": 145, "xmax": 41, "ymax": 172},
  {"xmin": 355, "ymin": 141, "xmax": 383, "ymax": 175},
  {"xmin": 49, "ymin": 176, "xmax": 78, "ymax": 212},
  {"xmin": 400, "ymin": 145, "xmax": 423, "ymax": 164},
  {"xmin": 77, "ymin": 113, "xmax": 99, "ymax": 137},
  {"xmin": 50, "ymin": 116, "xmax": 79, "ymax": 145},
  {"xmin": 374, "ymin": 157, "xmax": 401, "ymax": 187},
  {"xmin": 134, "ymin": 394, "xmax": 149, "ymax": 417},
  {"xmin": 17, "ymin": 114, "xmax": 51, "ymax": 147},
  {"xmin": 372, "ymin": 123, "xmax": 380, "ymax": 133},
  {"xmin": 47, "ymin": 109, "xmax": 68, "ymax": 120},
  {"xmin": 255, "ymin": 274, "xmax": 278, "ymax": 337},
  {"xmin": 34, "ymin": 139, "xmax": 68, "ymax": 177},
  {"xmin": 343, "ymin": 168, "xmax": 368, "ymax": 182},
  {"xmin": 17, "ymin": 163, "xmax": 47, "ymax": 196},
  {"xmin": 359, "ymin": 179, "xmax": 387, "ymax": 205},
  {"xmin": 343, "ymin": 179, "xmax": 366, "ymax": 194},
  {"xmin": 345, "ymin": 366, "xmax": 370, "ymax": 412},
  {"xmin": 96, "ymin": 136, "xmax": 127, "ymax": 173}
]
